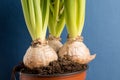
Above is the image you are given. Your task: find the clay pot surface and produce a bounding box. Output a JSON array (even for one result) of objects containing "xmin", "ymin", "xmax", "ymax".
[{"xmin": 20, "ymin": 71, "xmax": 87, "ymax": 80}]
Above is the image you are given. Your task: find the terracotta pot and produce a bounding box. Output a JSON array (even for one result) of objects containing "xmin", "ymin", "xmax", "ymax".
[
  {"xmin": 11, "ymin": 63, "xmax": 88, "ymax": 80},
  {"xmin": 20, "ymin": 70, "xmax": 87, "ymax": 80}
]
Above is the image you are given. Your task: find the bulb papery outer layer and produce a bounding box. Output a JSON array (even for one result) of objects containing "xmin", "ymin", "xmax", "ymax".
[
  {"xmin": 23, "ymin": 40, "xmax": 58, "ymax": 69},
  {"xmin": 58, "ymin": 36, "xmax": 96, "ymax": 64},
  {"xmin": 48, "ymin": 34, "xmax": 63, "ymax": 52}
]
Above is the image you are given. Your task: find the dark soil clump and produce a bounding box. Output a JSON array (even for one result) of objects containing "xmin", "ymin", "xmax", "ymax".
[{"xmin": 20, "ymin": 57, "xmax": 88, "ymax": 75}]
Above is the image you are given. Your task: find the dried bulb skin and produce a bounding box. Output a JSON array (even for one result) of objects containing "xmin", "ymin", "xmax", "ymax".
[
  {"xmin": 23, "ymin": 40, "xmax": 58, "ymax": 69},
  {"xmin": 58, "ymin": 36, "xmax": 96, "ymax": 64},
  {"xmin": 48, "ymin": 35, "xmax": 63, "ymax": 52}
]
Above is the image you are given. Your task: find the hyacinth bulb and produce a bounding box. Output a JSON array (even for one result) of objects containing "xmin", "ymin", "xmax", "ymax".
[
  {"xmin": 23, "ymin": 40, "xmax": 58, "ymax": 69},
  {"xmin": 48, "ymin": 35, "xmax": 63, "ymax": 52},
  {"xmin": 58, "ymin": 37, "xmax": 96, "ymax": 64}
]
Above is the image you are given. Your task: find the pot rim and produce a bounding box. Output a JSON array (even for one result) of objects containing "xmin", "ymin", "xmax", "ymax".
[{"xmin": 20, "ymin": 65, "xmax": 88, "ymax": 77}]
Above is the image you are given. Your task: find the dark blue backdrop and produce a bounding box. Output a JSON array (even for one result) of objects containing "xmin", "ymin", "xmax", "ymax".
[{"xmin": 0, "ymin": 0, "xmax": 120, "ymax": 80}]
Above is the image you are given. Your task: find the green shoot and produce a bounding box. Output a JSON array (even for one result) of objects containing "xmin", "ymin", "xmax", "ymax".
[
  {"xmin": 48, "ymin": 0, "xmax": 65, "ymax": 38},
  {"xmin": 21, "ymin": 0, "xmax": 50, "ymax": 41},
  {"xmin": 64, "ymin": 0, "xmax": 86, "ymax": 38}
]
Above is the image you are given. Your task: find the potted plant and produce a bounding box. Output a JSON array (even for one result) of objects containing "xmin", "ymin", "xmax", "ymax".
[{"xmin": 11, "ymin": 0, "xmax": 96, "ymax": 80}]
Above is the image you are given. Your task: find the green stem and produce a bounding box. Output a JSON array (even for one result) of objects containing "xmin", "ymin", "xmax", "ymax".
[
  {"xmin": 55, "ymin": 12, "xmax": 65, "ymax": 37},
  {"xmin": 42, "ymin": 0, "xmax": 50, "ymax": 39},
  {"xmin": 28, "ymin": 0, "xmax": 36, "ymax": 39},
  {"xmin": 48, "ymin": 1, "xmax": 55, "ymax": 35},
  {"xmin": 21, "ymin": 0, "xmax": 36, "ymax": 40},
  {"xmin": 54, "ymin": 0, "xmax": 60, "ymax": 35},
  {"xmin": 64, "ymin": 0, "xmax": 77, "ymax": 38},
  {"xmin": 33, "ymin": 0, "xmax": 43, "ymax": 40},
  {"xmin": 48, "ymin": 0, "xmax": 65, "ymax": 37},
  {"xmin": 21, "ymin": 0, "xmax": 49, "ymax": 41},
  {"xmin": 48, "ymin": 12, "xmax": 55, "ymax": 35},
  {"xmin": 77, "ymin": 0, "xmax": 86, "ymax": 35}
]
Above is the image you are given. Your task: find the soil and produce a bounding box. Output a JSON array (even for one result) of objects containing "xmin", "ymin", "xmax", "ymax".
[{"xmin": 19, "ymin": 57, "xmax": 88, "ymax": 75}]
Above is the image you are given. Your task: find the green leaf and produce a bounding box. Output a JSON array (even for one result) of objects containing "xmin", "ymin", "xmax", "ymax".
[
  {"xmin": 33, "ymin": 0, "xmax": 42, "ymax": 39},
  {"xmin": 64, "ymin": 0, "xmax": 77, "ymax": 38},
  {"xmin": 76, "ymin": 0, "xmax": 86, "ymax": 35},
  {"xmin": 48, "ymin": 0, "xmax": 65, "ymax": 37},
  {"xmin": 21, "ymin": 0, "xmax": 36, "ymax": 40}
]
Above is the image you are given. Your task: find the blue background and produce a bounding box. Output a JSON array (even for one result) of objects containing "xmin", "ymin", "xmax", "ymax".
[{"xmin": 0, "ymin": 0, "xmax": 120, "ymax": 80}]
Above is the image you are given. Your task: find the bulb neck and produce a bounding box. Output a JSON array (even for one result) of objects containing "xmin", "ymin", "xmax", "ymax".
[
  {"xmin": 31, "ymin": 38, "xmax": 48, "ymax": 47},
  {"xmin": 67, "ymin": 35, "xmax": 84, "ymax": 42},
  {"xmin": 48, "ymin": 34, "xmax": 61, "ymax": 41}
]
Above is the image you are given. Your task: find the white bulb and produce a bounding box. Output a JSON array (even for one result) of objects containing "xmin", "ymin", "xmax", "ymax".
[
  {"xmin": 23, "ymin": 44, "xmax": 58, "ymax": 69},
  {"xmin": 59, "ymin": 40, "xmax": 96, "ymax": 64},
  {"xmin": 48, "ymin": 39, "xmax": 63, "ymax": 52}
]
